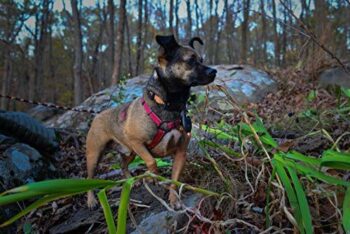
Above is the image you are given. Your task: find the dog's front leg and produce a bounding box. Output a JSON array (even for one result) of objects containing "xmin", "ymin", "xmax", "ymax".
[
  {"xmin": 129, "ymin": 142, "xmax": 158, "ymax": 174},
  {"xmin": 169, "ymin": 133, "xmax": 191, "ymax": 209}
]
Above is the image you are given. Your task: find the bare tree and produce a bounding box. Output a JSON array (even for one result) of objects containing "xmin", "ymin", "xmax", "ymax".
[
  {"xmin": 174, "ymin": 0, "xmax": 180, "ymax": 37},
  {"xmin": 260, "ymin": 0, "xmax": 267, "ymax": 62},
  {"xmin": 111, "ymin": 0, "xmax": 126, "ymax": 85},
  {"xmin": 125, "ymin": 14, "xmax": 133, "ymax": 76},
  {"xmin": 89, "ymin": 1, "xmax": 106, "ymax": 93},
  {"xmin": 271, "ymin": 0, "xmax": 280, "ymax": 66},
  {"xmin": 169, "ymin": 0, "xmax": 174, "ymax": 32},
  {"xmin": 136, "ymin": 0, "xmax": 143, "ymax": 75},
  {"xmin": 29, "ymin": 0, "xmax": 52, "ymax": 101},
  {"xmin": 71, "ymin": 0, "xmax": 83, "ymax": 105},
  {"xmin": 214, "ymin": 0, "xmax": 222, "ymax": 64},
  {"xmin": 140, "ymin": 0, "xmax": 149, "ymax": 72},
  {"xmin": 240, "ymin": 0, "xmax": 250, "ymax": 63},
  {"xmin": 194, "ymin": 0, "xmax": 200, "ymax": 35},
  {"xmin": 186, "ymin": 0, "xmax": 192, "ymax": 40},
  {"xmin": 107, "ymin": 0, "xmax": 115, "ymax": 78}
]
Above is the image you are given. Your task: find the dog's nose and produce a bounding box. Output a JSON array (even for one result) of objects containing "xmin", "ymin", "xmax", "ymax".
[{"xmin": 206, "ymin": 68, "xmax": 217, "ymax": 77}]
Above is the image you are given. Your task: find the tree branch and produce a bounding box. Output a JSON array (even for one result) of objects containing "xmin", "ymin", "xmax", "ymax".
[{"xmin": 279, "ymin": 0, "xmax": 349, "ymax": 73}]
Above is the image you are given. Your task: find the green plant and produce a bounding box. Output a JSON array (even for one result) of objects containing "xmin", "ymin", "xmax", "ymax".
[
  {"xmin": 112, "ymin": 156, "xmax": 172, "ymax": 170},
  {"xmin": 201, "ymin": 114, "xmax": 350, "ymax": 233},
  {"xmin": 0, "ymin": 173, "xmax": 218, "ymax": 233}
]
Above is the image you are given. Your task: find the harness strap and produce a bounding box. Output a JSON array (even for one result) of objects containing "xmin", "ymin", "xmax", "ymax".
[
  {"xmin": 142, "ymin": 98, "xmax": 162, "ymax": 126},
  {"xmin": 141, "ymin": 97, "xmax": 181, "ymax": 149}
]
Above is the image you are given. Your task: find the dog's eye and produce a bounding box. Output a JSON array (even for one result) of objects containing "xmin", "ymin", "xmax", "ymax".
[
  {"xmin": 199, "ymin": 57, "xmax": 203, "ymax": 63},
  {"xmin": 188, "ymin": 56, "xmax": 197, "ymax": 65}
]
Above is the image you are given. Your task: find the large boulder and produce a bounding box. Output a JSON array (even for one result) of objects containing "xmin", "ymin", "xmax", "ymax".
[
  {"xmin": 319, "ymin": 66, "xmax": 350, "ymax": 88},
  {"xmin": 46, "ymin": 65, "xmax": 276, "ymax": 130}
]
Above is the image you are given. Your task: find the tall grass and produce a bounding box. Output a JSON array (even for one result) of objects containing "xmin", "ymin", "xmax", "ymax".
[
  {"xmin": 201, "ymin": 117, "xmax": 350, "ymax": 233},
  {"xmin": 0, "ymin": 173, "xmax": 218, "ymax": 233}
]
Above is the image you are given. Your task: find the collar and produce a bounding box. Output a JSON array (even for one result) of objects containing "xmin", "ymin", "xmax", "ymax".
[{"xmin": 145, "ymin": 69, "xmax": 190, "ymax": 112}]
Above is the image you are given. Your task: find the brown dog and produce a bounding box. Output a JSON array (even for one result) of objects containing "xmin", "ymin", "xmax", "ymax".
[{"xmin": 86, "ymin": 35, "xmax": 216, "ymax": 208}]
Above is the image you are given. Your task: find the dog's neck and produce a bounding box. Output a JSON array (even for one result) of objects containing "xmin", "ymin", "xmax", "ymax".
[{"xmin": 143, "ymin": 68, "xmax": 190, "ymax": 113}]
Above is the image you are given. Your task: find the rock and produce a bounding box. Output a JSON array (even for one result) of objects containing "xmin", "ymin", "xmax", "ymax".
[
  {"xmin": 49, "ymin": 209, "xmax": 103, "ymax": 234},
  {"xmin": 319, "ymin": 66, "xmax": 350, "ymax": 88},
  {"xmin": 197, "ymin": 64, "xmax": 277, "ymax": 103},
  {"xmin": 0, "ymin": 143, "xmax": 54, "ymax": 189},
  {"xmin": 130, "ymin": 193, "xmax": 202, "ymax": 234},
  {"xmin": 47, "ymin": 65, "xmax": 276, "ymax": 130},
  {"xmin": 27, "ymin": 105, "xmax": 64, "ymax": 122}
]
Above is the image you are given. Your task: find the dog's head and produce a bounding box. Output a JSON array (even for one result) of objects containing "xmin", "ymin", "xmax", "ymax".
[{"xmin": 155, "ymin": 35, "xmax": 216, "ymax": 90}]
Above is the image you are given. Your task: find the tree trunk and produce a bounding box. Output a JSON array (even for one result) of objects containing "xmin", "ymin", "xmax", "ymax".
[
  {"xmin": 90, "ymin": 3, "xmax": 105, "ymax": 93},
  {"xmin": 186, "ymin": 0, "xmax": 192, "ymax": 40},
  {"xmin": 208, "ymin": 0, "xmax": 214, "ymax": 64},
  {"xmin": 107, "ymin": 0, "xmax": 115, "ymax": 78},
  {"xmin": 1, "ymin": 49, "xmax": 10, "ymax": 109},
  {"xmin": 71, "ymin": 0, "xmax": 83, "ymax": 105},
  {"xmin": 194, "ymin": 0, "xmax": 200, "ymax": 35},
  {"xmin": 169, "ymin": 0, "xmax": 174, "ymax": 32},
  {"xmin": 260, "ymin": 0, "xmax": 267, "ymax": 63},
  {"xmin": 32, "ymin": 0, "xmax": 51, "ymax": 101},
  {"xmin": 240, "ymin": 0, "xmax": 250, "ymax": 63},
  {"xmin": 271, "ymin": 0, "xmax": 280, "ymax": 66},
  {"xmin": 174, "ymin": 0, "xmax": 179, "ymax": 37},
  {"xmin": 125, "ymin": 15, "xmax": 133, "ymax": 76},
  {"xmin": 140, "ymin": 0, "xmax": 148, "ymax": 72},
  {"xmin": 213, "ymin": 0, "xmax": 221, "ymax": 64},
  {"xmin": 282, "ymin": 3, "xmax": 288, "ymax": 66},
  {"xmin": 111, "ymin": 0, "xmax": 126, "ymax": 85},
  {"xmin": 224, "ymin": 0, "xmax": 233, "ymax": 63},
  {"xmin": 136, "ymin": 0, "xmax": 143, "ymax": 75}
]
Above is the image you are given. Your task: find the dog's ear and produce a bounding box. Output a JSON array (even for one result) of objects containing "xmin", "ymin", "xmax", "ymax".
[
  {"xmin": 189, "ymin": 37, "xmax": 204, "ymax": 49},
  {"xmin": 155, "ymin": 35, "xmax": 179, "ymax": 51}
]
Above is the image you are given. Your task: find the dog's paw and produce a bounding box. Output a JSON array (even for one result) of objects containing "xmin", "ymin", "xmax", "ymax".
[
  {"xmin": 169, "ymin": 191, "xmax": 182, "ymax": 210},
  {"xmin": 87, "ymin": 191, "xmax": 98, "ymax": 210}
]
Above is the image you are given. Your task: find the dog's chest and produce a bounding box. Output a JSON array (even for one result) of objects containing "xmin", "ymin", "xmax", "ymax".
[{"xmin": 150, "ymin": 129, "xmax": 184, "ymax": 156}]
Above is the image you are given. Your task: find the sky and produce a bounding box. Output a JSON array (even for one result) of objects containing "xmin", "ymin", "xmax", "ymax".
[{"xmin": 20, "ymin": 0, "xmax": 307, "ymax": 44}]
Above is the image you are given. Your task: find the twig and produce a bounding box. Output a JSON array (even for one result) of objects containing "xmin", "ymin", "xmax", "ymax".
[
  {"xmin": 128, "ymin": 206, "xmax": 146, "ymax": 234},
  {"xmin": 279, "ymin": 0, "xmax": 349, "ymax": 73},
  {"xmin": 143, "ymin": 180, "xmax": 184, "ymax": 213},
  {"xmin": 144, "ymin": 172, "xmax": 220, "ymax": 197}
]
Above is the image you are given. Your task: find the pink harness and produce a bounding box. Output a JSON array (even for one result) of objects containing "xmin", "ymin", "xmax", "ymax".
[{"xmin": 141, "ymin": 97, "xmax": 181, "ymax": 149}]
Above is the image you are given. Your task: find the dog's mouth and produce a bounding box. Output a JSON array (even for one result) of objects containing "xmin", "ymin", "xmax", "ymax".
[{"xmin": 191, "ymin": 68, "xmax": 216, "ymax": 86}]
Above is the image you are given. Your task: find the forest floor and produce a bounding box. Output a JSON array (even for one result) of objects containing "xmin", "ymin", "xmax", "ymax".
[{"xmin": 9, "ymin": 66, "xmax": 350, "ymax": 233}]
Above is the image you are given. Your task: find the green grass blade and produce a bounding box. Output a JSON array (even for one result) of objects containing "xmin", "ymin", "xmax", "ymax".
[
  {"xmin": 201, "ymin": 125, "xmax": 239, "ymax": 141},
  {"xmin": 343, "ymin": 187, "xmax": 350, "ymax": 232},
  {"xmin": 0, "ymin": 191, "xmax": 41, "ymax": 206},
  {"xmin": 274, "ymin": 154, "xmax": 350, "ymax": 187},
  {"xmin": 272, "ymin": 159, "xmax": 303, "ymax": 233},
  {"xmin": 321, "ymin": 150, "xmax": 350, "ymax": 170},
  {"xmin": 98, "ymin": 189, "xmax": 117, "ymax": 234},
  {"xmin": 0, "ymin": 179, "xmax": 120, "ymax": 206},
  {"xmin": 0, "ymin": 191, "xmax": 82, "ymax": 227},
  {"xmin": 283, "ymin": 151, "xmax": 321, "ymax": 167},
  {"xmin": 200, "ymin": 140, "xmax": 240, "ymax": 157},
  {"xmin": 117, "ymin": 178, "xmax": 135, "ymax": 234},
  {"xmin": 2, "ymin": 179, "xmax": 119, "ymax": 195},
  {"xmin": 287, "ymin": 166, "xmax": 313, "ymax": 234}
]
